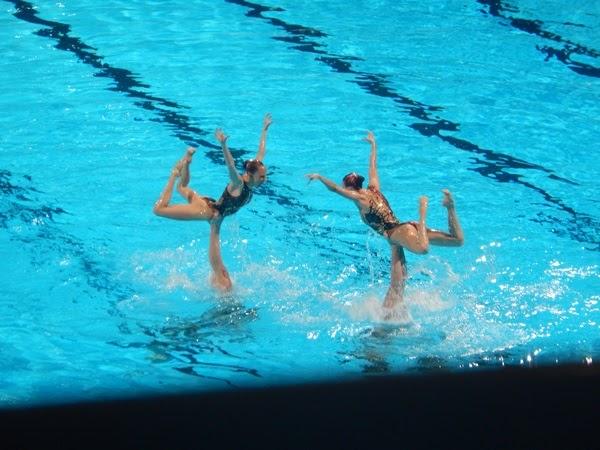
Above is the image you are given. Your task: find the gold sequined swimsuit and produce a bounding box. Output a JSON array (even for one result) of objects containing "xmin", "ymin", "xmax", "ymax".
[{"xmin": 361, "ymin": 186, "xmax": 401, "ymax": 236}]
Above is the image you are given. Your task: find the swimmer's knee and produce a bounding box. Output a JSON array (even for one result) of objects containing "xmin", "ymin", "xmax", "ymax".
[
  {"xmin": 153, "ymin": 204, "xmax": 164, "ymax": 216},
  {"xmin": 177, "ymin": 185, "xmax": 193, "ymax": 200},
  {"xmin": 448, "ymin": 236, "xmax": 465, "ymax": 247}
]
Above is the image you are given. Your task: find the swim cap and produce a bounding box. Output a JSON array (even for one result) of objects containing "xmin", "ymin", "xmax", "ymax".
[{"xmin": 343, "ymin": 172, "xmax": 364, "ymax": 190}]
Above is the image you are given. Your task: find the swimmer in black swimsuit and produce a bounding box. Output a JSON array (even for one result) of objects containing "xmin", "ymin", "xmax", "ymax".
[
  {"xmin": 307, "ymin": 131, "xmax": 464, "ymax": 317},
  {"xmin": 153, "ymin": 114, "xmax": 272, "ymax": 292}
]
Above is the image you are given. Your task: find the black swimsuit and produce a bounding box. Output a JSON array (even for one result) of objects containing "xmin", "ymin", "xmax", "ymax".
[
  {"xmin": 212, "ymin": 181, "xmax": 253, "ymax": 218},
  {"xmin": 361, "ymin": 186, "xmax": 401, "ymax": 236}
]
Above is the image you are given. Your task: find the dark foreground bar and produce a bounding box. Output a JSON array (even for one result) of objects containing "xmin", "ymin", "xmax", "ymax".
[{"xmin": 2, "ymin": 365, "xmax": 598, "ymax": 449}]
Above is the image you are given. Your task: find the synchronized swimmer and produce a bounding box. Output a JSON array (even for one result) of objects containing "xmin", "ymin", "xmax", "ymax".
[
  {"xmin": 153, "ymin": 122, "xmax": 464, "ymax": 319},
  {"xmin": 153, "ymin": 113, "xmax": 272, "ymax": 292},
  {"xmin": 306, "ymin": 131, "xmax": 464, "ymax": 317}
]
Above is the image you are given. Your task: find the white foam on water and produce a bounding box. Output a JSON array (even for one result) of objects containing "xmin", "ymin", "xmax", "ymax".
[
  {"xmin": 408, "ymin": 288, "xmax": 453, "ymax": 312},
  {"xmin": 344, "ymin": 294, "xmax": 414, "ymax": 327},
  {"xmin": 129, "ymin": 244, "xmax": 227, "ymax": 296}
]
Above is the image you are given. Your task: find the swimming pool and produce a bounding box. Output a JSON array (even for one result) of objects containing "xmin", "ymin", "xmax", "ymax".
[{"xmin": 1, "ymin": 0, "xmax": 598, "ymax": 407}]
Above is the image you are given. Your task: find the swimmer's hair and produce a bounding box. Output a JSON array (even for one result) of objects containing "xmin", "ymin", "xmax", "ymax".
[
  {"xmin": 343, "ymin": 172, "xmax": 364, "ymax": 190},
  {"xmin": 243, "ymin": 159, "xmax": 265, "ymax": 174}
]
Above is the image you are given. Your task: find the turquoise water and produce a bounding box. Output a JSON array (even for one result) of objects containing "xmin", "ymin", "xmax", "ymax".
[{"xmin": 1, "ymin": 0, "xmax": 599, "ymax": 407}]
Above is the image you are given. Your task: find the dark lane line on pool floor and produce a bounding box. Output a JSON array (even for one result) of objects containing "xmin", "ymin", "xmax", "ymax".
[
  {"xmin": 225, "ymin": 0, "xmax": 599, "ymax": 250},
  {"xmin": 477, "ymin": 0, "xmax": 600, "ymax": 78}
]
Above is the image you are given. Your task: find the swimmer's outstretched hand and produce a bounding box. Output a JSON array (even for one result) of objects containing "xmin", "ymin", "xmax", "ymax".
[
  {"xmin": 263, "ymin": 113, "xmax": 273, "ymax": 129},
  {"xmin": 363, "ymin": 130, "xmax": 376, "ymax": 144},
  {"xmin": 305, "ymin": 173, "xmax": 321, "ymax": 183},
  {"xmin": 215, "ymin": 128, "xmax": 228, "ymax": 144}
]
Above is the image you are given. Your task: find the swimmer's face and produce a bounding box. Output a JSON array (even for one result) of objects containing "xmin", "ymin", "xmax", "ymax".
[
  {"xmin": 250, "ymin": 165, "xmax": 267, "ymax": 186},
  {"xmin": 244, "ymin": 159, "xmax": 267, "ymax": 186}
]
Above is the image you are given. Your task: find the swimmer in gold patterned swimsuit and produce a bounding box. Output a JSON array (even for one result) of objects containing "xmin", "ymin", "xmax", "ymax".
[
  {"xmin": 153, "ymin": 114, "xmax": 272, "ymax": 292},
  {"xmin": 307, "ymin": 131, "xmax": 464, "ymax": 317}
]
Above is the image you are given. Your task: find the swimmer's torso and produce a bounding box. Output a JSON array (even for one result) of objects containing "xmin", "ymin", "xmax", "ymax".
[
  {"xmin": 359, "ymin": 186, "xmax": 400, "ymax": 235},
  {"xmin": 213, "ymin": 181, "xmax": 253, "ymax": 217}
]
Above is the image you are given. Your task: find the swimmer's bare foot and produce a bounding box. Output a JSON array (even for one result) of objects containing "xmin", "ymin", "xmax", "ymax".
[
  {"xmin": 172, "ymin": 147, "xmax": 195, "ymax": 177},
  {"xmin": 185, "ymin": 146, "xmax": 196, "ymax": 159},
  {"xmin": 442, "ymin": 188, "xmax": 464, "ymax": 245},
  {"xmin": 179, "ymin": 146, "xmax": 196, "ymax": 166},
  {"xmin": 442, "ymin": 189, "xmax": 455, "ymax": 209},
  {"xmin": 176, "ymin": 147, "xmax": 196, "ymax": 188}
]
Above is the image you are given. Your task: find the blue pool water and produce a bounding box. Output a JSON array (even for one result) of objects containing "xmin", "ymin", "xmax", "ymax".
[{"xmin": 1, "ymin": 0, "xmax": 599, "ymax": 407}]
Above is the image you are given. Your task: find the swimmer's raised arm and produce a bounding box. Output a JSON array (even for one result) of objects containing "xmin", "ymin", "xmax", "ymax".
[
  {"xmin": 365, "ymin": 131, "xmax": 380, "ymax": 191},
  {"xmin": 215, "ymin": 128, "xmax": 243, "ymax": 188},
  {"xmin": 255, "ymin": 113, "xmax": 272, "ymax": 162},
  {"xmin": 306, "ymin": 173, "xmax": 361, "ymax": 201}
]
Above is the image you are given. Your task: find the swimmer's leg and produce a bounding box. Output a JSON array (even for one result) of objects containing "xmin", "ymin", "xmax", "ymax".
[
  {"xmin": 427, "ymin": 189, "xmax": 464, "ymax": 247},
  {"xmin": 388, "ymin": 196, "xmax": 430, "ymax": 254},
  {"xmin": 415, "ymin": 196, "xmax": 430, "ymax": 252},
  {"xmin": 153, "ymin": 155, "xmax": 213, "ymax": 220},
  {"xmin": 177, "ymin": 147, "xmax": 197, "ymax": 203},
  {"xmin": 383, "ymin": 245, "xmax": 407, "ymax": 310},
  {"xmin": 209, "ymin": 218, "xmax": 233, "ymax": 292},
  {"xmin": 153, "ymin": 164, "xmax": 179, "ymax": 215}
]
